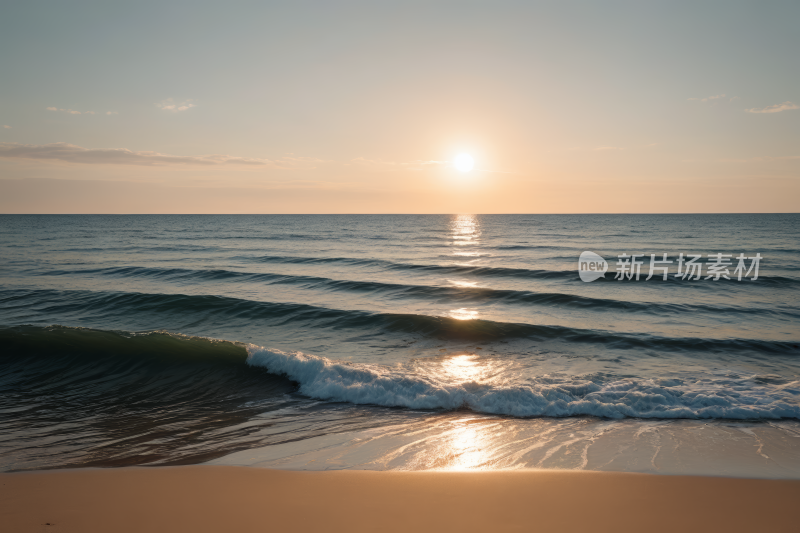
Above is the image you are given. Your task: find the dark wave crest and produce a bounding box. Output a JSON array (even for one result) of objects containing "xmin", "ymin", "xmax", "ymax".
[
  {"xmin": 1, "ymin": 289, "xmax": 797, "ymax": 354},
  {"xmin": 33, "ymin": 265, "xmax": 800, "ymax": 318},
  {"xmin": 0, "ymin": 325, "xmax": 295, "ymax": 470},
  {"xmin": 240, "ymin": 254, "xmax": 800, "ymax": 287}
]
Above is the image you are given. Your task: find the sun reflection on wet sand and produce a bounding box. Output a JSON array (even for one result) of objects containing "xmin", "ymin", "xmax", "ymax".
[
  {"xmin": 211, "ymin": 410, "xmax": 800, "ymax": 477},
  {"xmin": 438, "ymin": 418, "xmax": 499, "ymax": 470}
]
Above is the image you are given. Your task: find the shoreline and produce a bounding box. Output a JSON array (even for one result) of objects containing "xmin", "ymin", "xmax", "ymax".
[{"xmin": 2, "ymin": 467, "xmax": 799, "ymax": 532}]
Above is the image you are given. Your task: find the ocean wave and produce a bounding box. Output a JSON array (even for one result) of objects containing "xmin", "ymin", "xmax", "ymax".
[
  {"xmin": 247, "ymin": 346, "xmax": 800, "ymax": 420},
  {"xmin": 0, "ymin": 324, "xmax": 247, "ymax": 363},
  {"xmin": 35, "ymin": 264, "xmax": 800, "ymax": 301},
  {"xmin": 3, "ymin": 325, "xmax": 798, "ymax": 421},
  {"xmin": 243, "ymin": 253, "xmax": 579, "ymax": 279},
  {"xmin": 0, "ymin": 325, "xmax": 296, "ymax": 470},
  {"xmin": 1, "ymin": 289, "xmax": 797, "ymax": 353},
  {"xmin": 241, "ymin": 254, "xmax": 800, "ymax": 286},
  {"xmin": 0, "ymin": 325, "xmax": 295, "ymax": 403}
]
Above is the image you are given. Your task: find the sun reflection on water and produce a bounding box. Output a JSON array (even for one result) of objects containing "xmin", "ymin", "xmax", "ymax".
[
  {"xmin": 441, "ymin": 354, "xmax": 483, "ymax": 382},
  {"xmin": 447, "ymin": 279, "xmax": 479, "ymax": 288},
  {"xmin": 434, "ymin": 353, "xmax": 508, "ymax": 388},
  {"xmin": 448, "ymin": 308, "xmax": 479, "ymax": 320},
  {"xmin": 437, "ymin": 216, "xmax": 502, "ymax": 470},
  {"xmin": 449, "ymin": 214, "xmax": 480, "ymax": 247},
  {"xmin": 447, "ymin": 214, "xmax": 485, "ymax": 269}
]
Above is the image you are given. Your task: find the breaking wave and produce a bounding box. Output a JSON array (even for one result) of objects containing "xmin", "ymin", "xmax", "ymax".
[{"xmin": 247, "ymin": 346, "xmax": 800, "ymax": 420}]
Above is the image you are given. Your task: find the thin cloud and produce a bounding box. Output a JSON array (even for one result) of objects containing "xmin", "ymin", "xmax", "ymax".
[
  {"xmin": 745, "ymin": 101, "xmax": 799, "ymax": 114},
  {"xmin": 46, "ymin": 107, "xmax": 113, "ymax": 115},
  {"xmin": 0, "ymin": 142, "xmax": 285, "ymax": 167},
  {"xmin": 2, "ymin": 125, "xmax": 10, "ymax": 129},
  {"xmin": 347, "ymin": 157, "xmax": 513, "ymax": 174},
  {"xmin": 349, "ymin": 157, "xmax": 386, "ymax": 165},
  {"xmin": 157, "ymin": 98, "xmax": 196, "ymax": 112},
  {"xmin": 688, "ymin": 94, "xmax": 728, "ymax": 103},
  {"xmin": 46, "ymin": 107, "xmax": 84, "ymax": 115},
  {"xmin": 721, "ymin": 155, "xmax": 800, "ymax": 163},
  {"xmin": 349, "ymin": 157, "xmax": 448, "ymax": 169},
  {"xmin": 576, "ymin": 143, "xmax": 656, "ymax": 152}
]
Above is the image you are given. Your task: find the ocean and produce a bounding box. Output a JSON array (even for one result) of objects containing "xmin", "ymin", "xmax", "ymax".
[{"xmin": 1, "ymin": 214, "xmax": 799, "ymax": 476}]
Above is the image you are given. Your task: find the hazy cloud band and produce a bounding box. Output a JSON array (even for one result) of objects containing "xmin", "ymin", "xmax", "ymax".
[{"xmin": 0, "ymin": 142, "xmax": 277, "ymax": 167}]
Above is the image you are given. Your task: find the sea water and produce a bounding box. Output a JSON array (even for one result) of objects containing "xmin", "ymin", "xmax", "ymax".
[{"xmin": 1, "ymin": 214, "xmax": 798, "ymax": 476}]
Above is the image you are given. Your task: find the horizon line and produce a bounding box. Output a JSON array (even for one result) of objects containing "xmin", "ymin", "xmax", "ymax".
[{"xmin": 1, "ymin": 212, "xmax": 798, "ymax": 216}]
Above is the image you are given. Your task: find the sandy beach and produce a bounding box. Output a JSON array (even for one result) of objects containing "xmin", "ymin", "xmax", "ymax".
[{"xmin": 2, "ymin": 467, "xmax": 799, "ymax": 533}]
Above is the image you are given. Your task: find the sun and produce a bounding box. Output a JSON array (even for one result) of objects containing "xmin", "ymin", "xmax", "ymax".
[{"xmin": 453, "ymin": 153, "xmax": 474, "ymax": 172}]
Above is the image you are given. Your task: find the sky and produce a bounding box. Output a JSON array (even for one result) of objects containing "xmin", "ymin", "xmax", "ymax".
[{"xmin": 0, "ymin": 0, "xmax": 798, "ymax": 213}]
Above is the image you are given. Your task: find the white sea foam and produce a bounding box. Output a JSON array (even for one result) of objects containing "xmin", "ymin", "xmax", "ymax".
[{"xmin": 246, "ymin": 346, "xmax": 800, "ymax": 420}]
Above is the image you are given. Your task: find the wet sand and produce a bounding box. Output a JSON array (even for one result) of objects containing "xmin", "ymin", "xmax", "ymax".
[{"xmin": 1, "ymin": 467, "xmax": 799, "ymax": 533}]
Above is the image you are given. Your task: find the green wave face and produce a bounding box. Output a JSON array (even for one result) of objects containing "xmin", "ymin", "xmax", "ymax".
[
  {"xmin": 0, "ymin": 325, "xmax": 295, "ymax": 472},
  {"xmin": 0, "ymin": 325, "xmax": 248, "ymax": 364}
]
